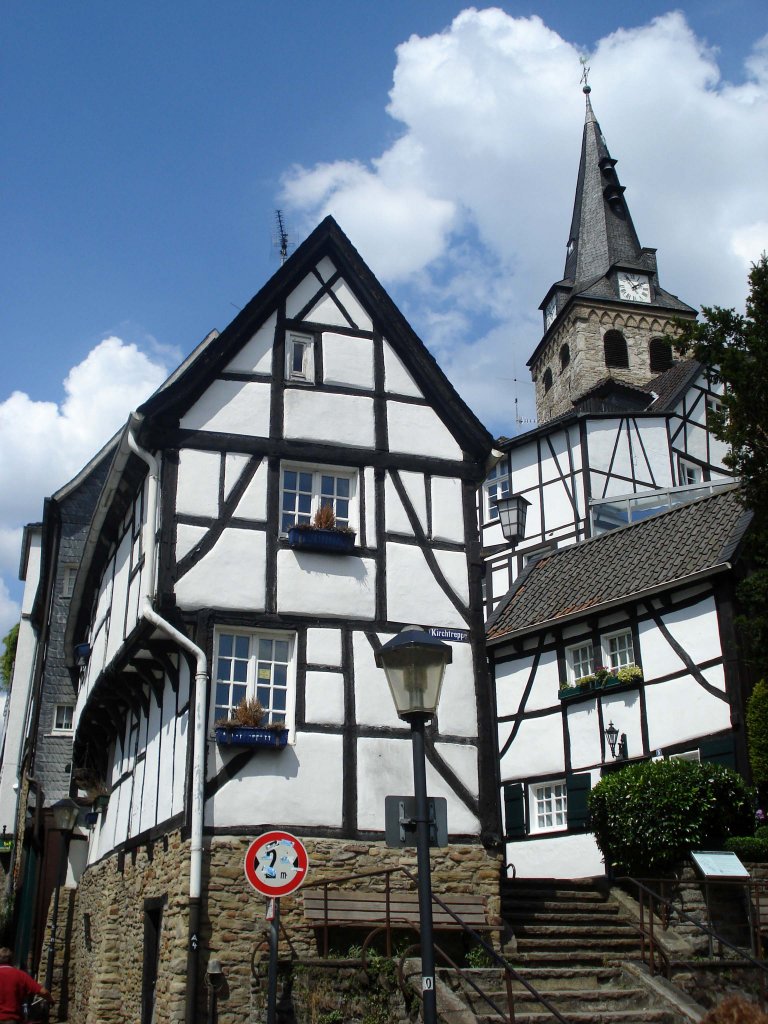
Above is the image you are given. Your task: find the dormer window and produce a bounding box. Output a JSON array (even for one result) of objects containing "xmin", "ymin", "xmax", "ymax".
[{"xmin": 285, "ymin": 333, "xmax": 315, "ymax": 384}]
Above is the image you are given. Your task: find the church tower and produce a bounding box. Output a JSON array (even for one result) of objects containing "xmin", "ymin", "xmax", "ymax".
[{"xmin": 529, "ymin": 83, "xmax": 697, "ymax": 423}]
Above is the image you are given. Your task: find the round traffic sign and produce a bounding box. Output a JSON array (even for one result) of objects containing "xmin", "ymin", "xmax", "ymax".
[{"xmin": 244, "ymin": 831, "xmax": 309, "ymax": 898}]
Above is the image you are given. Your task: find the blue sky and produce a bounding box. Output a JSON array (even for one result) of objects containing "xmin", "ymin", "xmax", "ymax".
[{"xmin": 1, "ymin": 1, "xmax": 767, "ymax": 632}]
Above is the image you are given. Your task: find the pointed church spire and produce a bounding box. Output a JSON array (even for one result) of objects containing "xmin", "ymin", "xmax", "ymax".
[
  {"xmin": 528, "ymin": 71, "xmax": 697, "ymax": 425},
  {"xmin": 563, "ymin": 83, "xmax": 642, "ymax": 290}
]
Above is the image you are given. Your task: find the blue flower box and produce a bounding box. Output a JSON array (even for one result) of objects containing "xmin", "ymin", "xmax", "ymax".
[
  {"xmin": 287, "ymin": 527, "xmax": 356, "ymax": 554},
  {"xmin": 215, "ymin": 727, "xmax": 289, "ymax": 749}
]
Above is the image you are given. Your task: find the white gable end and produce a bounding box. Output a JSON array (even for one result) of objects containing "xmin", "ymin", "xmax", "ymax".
[
  {"xmin": 224, "ymin": 313, "xmax": 276, "ymax": 374},
  {"xmin": 382, "ymin": 339, "xmax": 422, "ymax": 398},
  {"xmin": 180, "ymin": 380, "xmax": 271, "ymax": 436},
  {"xmin": 322, "ymin": 332, "xmax": 374, "ymax": 390},
  {"xmin": 387, "ymin": 401, "xmax": 463, "ymax": 460}
]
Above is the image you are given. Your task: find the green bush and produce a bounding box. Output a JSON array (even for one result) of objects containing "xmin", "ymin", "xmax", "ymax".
[
  {"xmin": 724, "ymin": 836, "xmax": 768, "ymax": 861},
  {"xmin": 588, "ymin": 759, "xmax": 754, "ymax": 875},
  {"xmin": 747, "ymin": 679, "xmax": 768, "ymax": 796}
]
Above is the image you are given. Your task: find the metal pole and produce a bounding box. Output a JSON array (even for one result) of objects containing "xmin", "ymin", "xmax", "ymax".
[
  {"xmin": 411, "ymin": 717, "xmax": 437, "ymax": 1024},
  {"xmin": 44, "ymin": 830, "xmax": 69, "ymax": 992},
  {"xmin": 266, "ymin": 898, "xmax": 280, "ymax": 1024}
]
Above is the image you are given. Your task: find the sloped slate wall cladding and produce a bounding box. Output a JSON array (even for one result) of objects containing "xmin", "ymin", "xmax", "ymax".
[{"xmin": 69, "ymin": 831, "xmax": 501, "ymax": 1023}]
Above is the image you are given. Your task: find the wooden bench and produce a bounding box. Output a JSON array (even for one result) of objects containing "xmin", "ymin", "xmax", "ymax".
[{"xmin": 303, "ymin": 888, "xmax": 491, "ymax": 957}]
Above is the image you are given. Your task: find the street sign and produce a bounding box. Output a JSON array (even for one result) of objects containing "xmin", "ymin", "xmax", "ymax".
[
  {"xmin": 244, "ymin": 831, "xmax": 309, "ymax": 898},
  {"xmin": 384, "ymin": 795, "xmax": 448, "ymax": 848}
]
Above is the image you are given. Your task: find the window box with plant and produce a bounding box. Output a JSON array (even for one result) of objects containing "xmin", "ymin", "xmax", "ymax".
[
  {"xmin": 558, "ymin": 676, "xmax": 596, "ymax": 700},
  {"xmin": 214, "ymin": 697, "xmax": 289, "ymax": 749},
  {"xmin": 286, "ymin": 503, "xmax": 356, "ymax": 553}
]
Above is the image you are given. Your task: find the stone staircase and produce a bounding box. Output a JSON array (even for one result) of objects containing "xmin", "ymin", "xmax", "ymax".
[{"xmin": 436, "ymin": 877, "xmax": 701, "ymax": 1024}]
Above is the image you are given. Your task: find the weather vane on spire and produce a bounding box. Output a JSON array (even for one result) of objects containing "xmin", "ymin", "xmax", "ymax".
[{"xmin": 579, "ymin": 55, "xmax": 591, "ymax": 94}]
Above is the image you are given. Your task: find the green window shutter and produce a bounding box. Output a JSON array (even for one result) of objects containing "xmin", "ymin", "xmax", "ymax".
[
  {"xmin": 700, "ymin": 735, "xmax": 736, "ymax": 769},
  {"xmin": 566, "ymin": 772, "xmax": 591, "ymax": 831},
  {"xmin": 503, "ymin": 783, "xmax": 526, "ymax": 838}
]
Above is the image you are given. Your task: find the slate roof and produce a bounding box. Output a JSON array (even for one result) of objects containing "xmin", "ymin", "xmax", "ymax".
[
  {"xmin": 564, "ymin": 91, "xmax": 641, "ymax": 289},
  {"xmin": 643, "ymin": 358, "xmax": 702, "ymax": 411},
  {"xmin": 528, "ymin": 92, "xmax": 695, "ymax": 369},
  {"xmin": 486, "ymin": 485, "xmax": 751, "ymax": 644}
]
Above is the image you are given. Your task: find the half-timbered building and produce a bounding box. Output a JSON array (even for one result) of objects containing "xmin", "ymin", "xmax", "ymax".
[
  {"xmin": 58, "ymin": 216, "xmax": 499, "ymax": 1022},
  {"xmin": 480, "ymin": 88, "xmax": 732, "ymax": 612},
  {"xmin": 0, "ymin": 438, "xmax": 115, "ymax": 973},
  {"xmin": 487, "ymin": 486, "xmax": 752, "ymax": 878},
  {"xmin": 480, "ymin": 85, "xmax": 746, "ymax": 880}
]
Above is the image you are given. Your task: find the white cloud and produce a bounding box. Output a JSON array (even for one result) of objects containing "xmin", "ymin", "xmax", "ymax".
[
  {"xmin": 281, "ymin": 10, "xmax": 768, "ymax": 436},
  {"xmin": 0, "ymin": 337, "xmax": 169, "ymax": 618}
]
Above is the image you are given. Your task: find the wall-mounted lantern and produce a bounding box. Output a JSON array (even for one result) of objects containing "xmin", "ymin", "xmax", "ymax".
[{"xmin": 496, "ymin": 494, "xmax": 531, "ymax": 548}]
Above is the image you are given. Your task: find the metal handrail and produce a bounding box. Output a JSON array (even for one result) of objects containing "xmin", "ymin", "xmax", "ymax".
[
  {"xmin": 296, "ymin": 863, "xmax": 570, "ymax": 1024},
  {"xmin": 618, "ymin": 876, "xmax": 768, "ymax": 1005}
]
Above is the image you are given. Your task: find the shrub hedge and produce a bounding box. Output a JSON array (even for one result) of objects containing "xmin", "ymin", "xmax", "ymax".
[
  {"xmin": 588, "ymin": 759, "xmax": 754, "ymax": 875},
  {"xmin": 724, "ymin": 836, "xmax": 768, "ymax": 861}
]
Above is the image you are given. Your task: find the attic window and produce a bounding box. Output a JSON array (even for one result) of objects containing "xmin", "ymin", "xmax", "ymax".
[
  {"xmin": 559, "ymin": 344, "xmax": 570, "ymax": 371},
  {"xmin": 542, "ymin": 368, "xmax": 553, "ymax": 393},
  {"xmin": 61, "ymin": 564, "xmax": 78, "ymax": 598},
  {"xmin": 285, "ymin": 333, "xmax": 315, "ymax": 384},
  {"xmin": 603, "ymin": 330, "xmax": 628, "ymax": 369},
  {"xmin": 649, "ymin": 338, "xmax": 673, "ymax": 373}
]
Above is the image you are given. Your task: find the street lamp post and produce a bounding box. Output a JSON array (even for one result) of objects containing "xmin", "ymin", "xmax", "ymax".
[
  {"xmin": 44, "ymin": 798, "xmax": 80, "ymax": 993},
  {"xmin": 375, "ymin": 626, "xmax": 452, "ymax": 1024}
]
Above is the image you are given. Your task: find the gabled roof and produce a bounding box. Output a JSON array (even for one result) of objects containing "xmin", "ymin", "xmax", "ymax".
[
  {"xmin": 137, "ymin": 215, "xmax": 492, "ymax": 459},
  {"xmin": 486, "ymin": 485, "xmax": 751, "ymax": 644}
]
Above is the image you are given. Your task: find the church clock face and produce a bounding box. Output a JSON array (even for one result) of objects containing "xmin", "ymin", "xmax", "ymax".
[
  {"xmin": 544, "ymin": 296, "xmax": 557, "ymax": 330},
  {"xmin": 618, "ymin": 272, "xmax": 651, "ymax": 302}
]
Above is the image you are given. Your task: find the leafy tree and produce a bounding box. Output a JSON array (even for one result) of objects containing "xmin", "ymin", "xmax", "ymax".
[
  {"xmin": 675, "ymin": 254, "xmax": 768, "ymax": 663},
  {"xmin": 747, "ymin": 679, "xmax": 768, "ymax": 805},
  {"xmin": 0, "ymin": 624, "xmax": 18, "ymax": 690},
  {"xmin": 588, "ymin": 759, "xmax": 754, "ymax": 875}
]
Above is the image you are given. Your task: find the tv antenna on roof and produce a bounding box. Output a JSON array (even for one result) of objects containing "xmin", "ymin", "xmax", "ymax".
[{"xmin": 274, "ymin": 210, "xmax": 294, "ymax": 265}]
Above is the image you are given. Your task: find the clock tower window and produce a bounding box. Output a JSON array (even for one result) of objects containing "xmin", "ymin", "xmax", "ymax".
[
  {"xmin": 543, "ymin": 367, "xmax": 553, "ymax": 393},
  {"xmin": 559, "ymin": 344, "xmax": 570, "ymax": 370},
  {"xmin": 604, "ymin": 331, "xmax": 628, "ymax": 369}
]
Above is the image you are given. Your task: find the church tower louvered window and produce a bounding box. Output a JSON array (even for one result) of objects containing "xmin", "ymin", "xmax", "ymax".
[{"xmin": 603, "ymin": 330, "xmax": 628, "ymax": 369}]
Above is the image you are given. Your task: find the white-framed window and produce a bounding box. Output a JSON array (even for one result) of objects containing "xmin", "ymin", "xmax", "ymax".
[
  {"xmin": 678, "ymin": 458, "xmax": 702, "ymax": 486},
  {"xmin": 567, "ymin": 641, "xmax": 594, "ymax": 682},
  {"xmin": 213, "ymin": 629, "xmax": 295, "ymax": 729},
  {"xmin": 602, "ymin": 629, "xmax": 635, "ymax": 671},
  {"xmin": 280, "ymin": 464, "xmax": 355, "ymax": 533},
  {"xmin": 484, "ymin": 461, "xmax": 510, "ymax": 522},
  {"xmin": 61, "ymin": 564, "xmax": 78, "ymax": 598},
  {"xmin": 530, "ymin": 780, "xmax": 567, "ymax": 834},
  {"xmin": 706, "ymin": 395, "xmax": 724, "ymax": 417},
  {"xmin": 285, "ymin": 332, "xmax": 315, "ymax": 384},
  {"xmin": 53, "ymin": 704, "xmax": 74, "ymax": 734}
]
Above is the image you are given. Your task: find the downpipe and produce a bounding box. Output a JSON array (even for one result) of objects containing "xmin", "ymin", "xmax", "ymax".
[{"xmin": 128, "ymin": 421, "xmax": 208, "ymax": 1024}]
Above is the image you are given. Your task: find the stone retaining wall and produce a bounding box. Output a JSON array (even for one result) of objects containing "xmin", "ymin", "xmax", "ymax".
[{"xmin": 66, "ymin": 832, "xmax": 502, "ymax": 1023}]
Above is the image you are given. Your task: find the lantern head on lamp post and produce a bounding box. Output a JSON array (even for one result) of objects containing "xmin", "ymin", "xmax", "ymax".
[
  {"xmin": 496, "ymin": 494, "xmax": 531, "ymax": 548},
  {"xmin": 375, "ymin": 625, "xmax": 452, "ymax": 722},
  {"xmin": 51, "ymin": 798, "xmax": 80, "ymax": 834}
]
